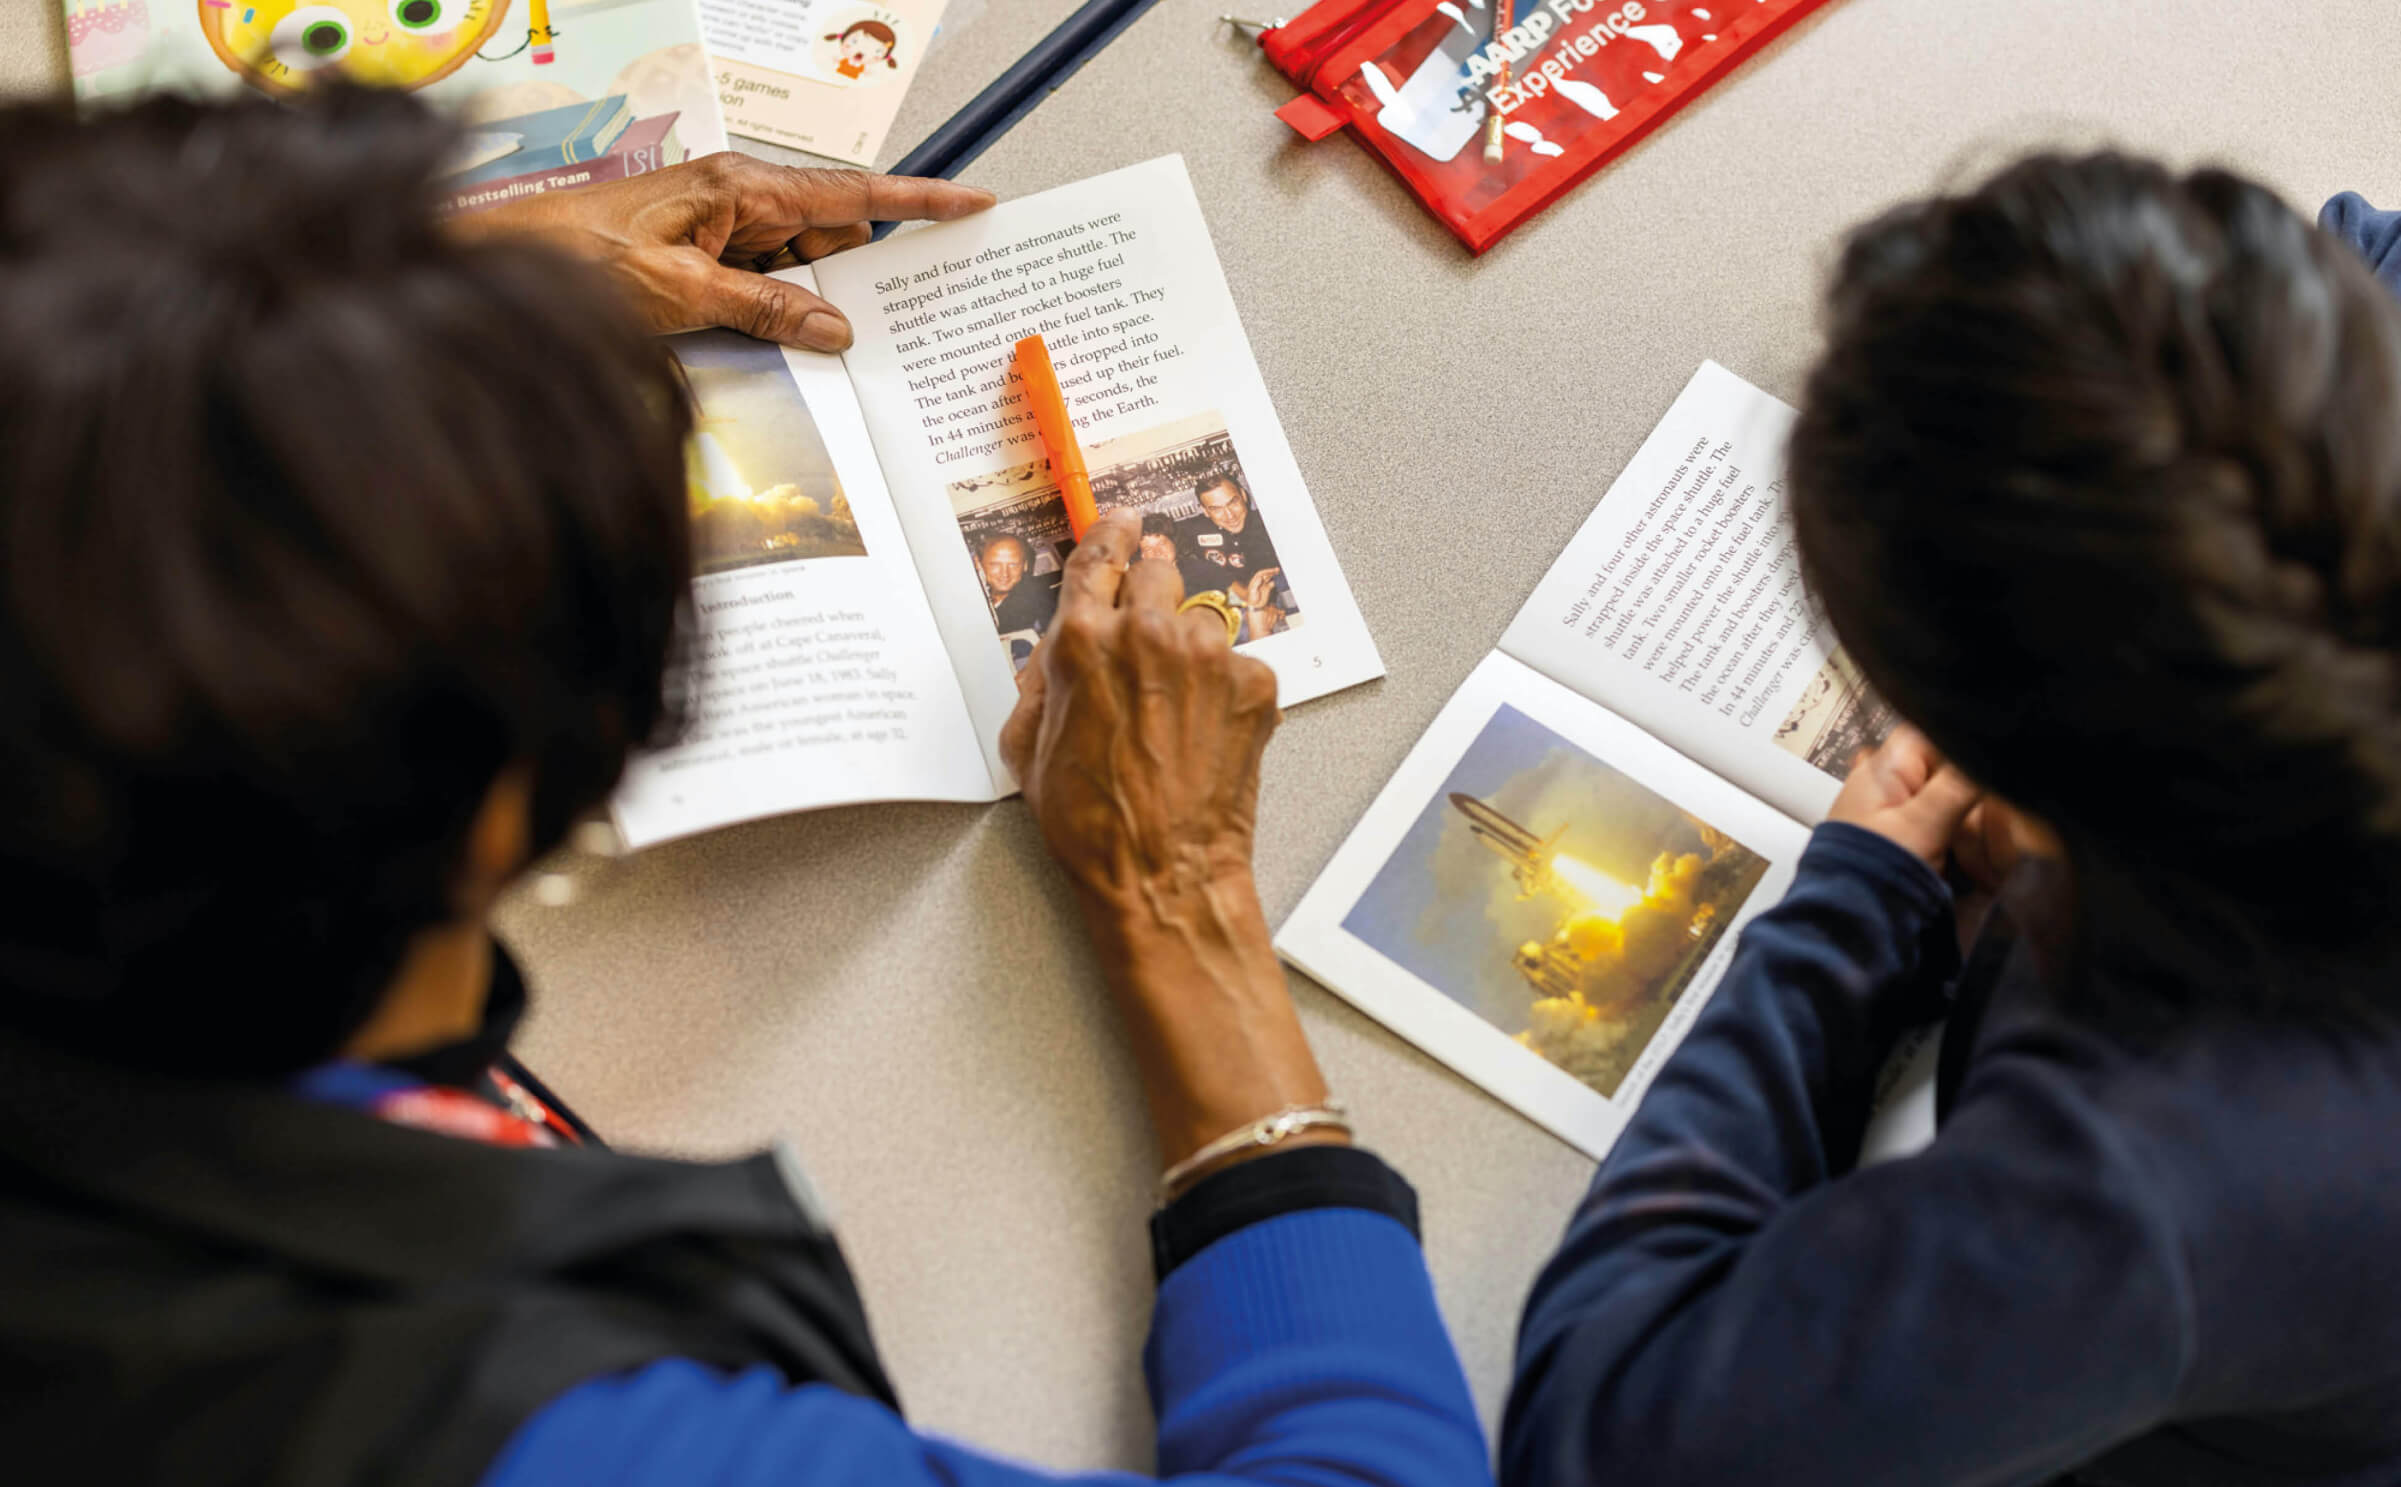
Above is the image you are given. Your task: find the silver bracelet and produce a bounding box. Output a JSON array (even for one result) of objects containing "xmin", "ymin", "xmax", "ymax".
[{"xmin": 1159, "ymin": 1101, "xmax": 1352, "ymax": 1200}]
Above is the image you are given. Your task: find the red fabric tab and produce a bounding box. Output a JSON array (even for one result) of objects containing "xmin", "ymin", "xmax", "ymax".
[{"xmin": 1275, "ymin": 93, "xmax": 1349, "ymax": 141}]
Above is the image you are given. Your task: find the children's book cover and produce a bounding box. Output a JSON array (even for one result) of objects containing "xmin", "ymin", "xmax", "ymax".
[{"xmin": 63, "ymin": 0, "xmax": 728, "ymax": 163}]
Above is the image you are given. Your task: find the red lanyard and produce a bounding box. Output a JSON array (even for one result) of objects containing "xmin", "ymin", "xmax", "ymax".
[{"xmin": 367, "ymin": 1067, "xmax": 584, "ymax": 1148}]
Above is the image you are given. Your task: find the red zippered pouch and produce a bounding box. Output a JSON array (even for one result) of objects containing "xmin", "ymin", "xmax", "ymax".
[{"xmin": 1261, "ymin": 0, "xmax": 1836, "ymax": 254}]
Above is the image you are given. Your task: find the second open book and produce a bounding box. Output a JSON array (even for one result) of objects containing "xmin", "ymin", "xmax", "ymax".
[
  {"xmin": 1278, "ymin": 361, "xmax": 1922, "ymax": 1163},
  {"xmin": 611, "ymin": 156, "xmax": 1383, "ymax": 848}
]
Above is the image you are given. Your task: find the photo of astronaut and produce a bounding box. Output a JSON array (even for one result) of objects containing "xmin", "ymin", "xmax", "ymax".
[
  {"xmin": 947, "ymin": 410, "xmax": 1299, "ymax": 672},
  {"xmin": 1342, "ymin": 704, "xmax": 1769, "ymax": 1099}
]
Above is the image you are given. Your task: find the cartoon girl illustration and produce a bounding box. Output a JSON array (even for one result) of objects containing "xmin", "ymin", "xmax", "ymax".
[
  {"xmin": 823, "ymin": 20, "xmax": 898, "ymax": 81},
  {"xmin": 199, "ymin": 0, "xmax": 512, "ymax": 95}
]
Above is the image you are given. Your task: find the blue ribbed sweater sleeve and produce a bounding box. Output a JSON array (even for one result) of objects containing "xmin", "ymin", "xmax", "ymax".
[
  {"xmin": 1500, "ymin": 825, "xmax": 2192, "ymax": 1487},
  {"xmin": 482, "ymin": 1206, "xmax": 1490, "ymax": 1487}
]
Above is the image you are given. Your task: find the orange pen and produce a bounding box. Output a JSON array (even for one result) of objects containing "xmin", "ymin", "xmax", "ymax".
[{"xmin": 1013, "ymin": 334, "xmax": 1098, "ymax": 539}]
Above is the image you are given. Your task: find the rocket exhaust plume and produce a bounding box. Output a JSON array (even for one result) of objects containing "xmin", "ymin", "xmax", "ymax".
[{"xmin": 1551, "ymin": 854, "xmax": 1642, "ymax": 918}]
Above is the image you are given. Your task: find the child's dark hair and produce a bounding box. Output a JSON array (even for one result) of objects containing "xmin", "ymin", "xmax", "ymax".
[
  {"xmin": 1790, "ymin": 152, "xmax": 2401, "ymax": 1011},
  {"xmin": 0, "ymin": 89, "xmax": 694, "ymax": 1073}
]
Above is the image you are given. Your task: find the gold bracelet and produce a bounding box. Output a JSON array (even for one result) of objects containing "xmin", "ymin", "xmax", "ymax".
[
  {"xmin": 1158, "ymin": 1101, "xmax": 1352, "ymax": 1201},
  {"xmin": 1175, "ymin": 589, "xmax": 1242, "ymax": 646}
]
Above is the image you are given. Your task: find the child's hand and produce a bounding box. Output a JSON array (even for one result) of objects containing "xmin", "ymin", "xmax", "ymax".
[
  {"xmin": 1828, "ymin": 727, "xmax": 1984, "ymax": 870},
  {"xmin": 1952, "ymin": 797, "xmax": 2059, "ymax": 894}
]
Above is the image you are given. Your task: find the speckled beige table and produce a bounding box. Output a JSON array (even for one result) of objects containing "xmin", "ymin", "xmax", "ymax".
[{"xmin": 7, "ymin": 0, "xmax": 2401, "ymax": 1470}]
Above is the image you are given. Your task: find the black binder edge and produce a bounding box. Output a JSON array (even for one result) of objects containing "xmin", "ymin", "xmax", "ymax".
[{"xmin": 873, "ymin": 0, "xmax": 1170, "ymax": 238}]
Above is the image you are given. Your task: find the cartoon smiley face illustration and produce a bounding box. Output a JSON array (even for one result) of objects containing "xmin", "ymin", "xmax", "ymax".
[{"xmin": 200, "ymin": 0, "xmax": 510, "ymax": 96}]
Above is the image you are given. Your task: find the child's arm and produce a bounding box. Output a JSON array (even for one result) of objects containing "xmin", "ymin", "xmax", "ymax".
[
  {"xmin": 1501, "ymin": 822, "xmax": 2193, "ymax": 1487},
  {"xmin": 2321, "ymin": 193, "xmax": 2401, "ymax": 296}
]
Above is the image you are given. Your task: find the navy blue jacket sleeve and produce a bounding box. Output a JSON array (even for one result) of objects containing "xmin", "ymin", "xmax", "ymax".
[
  {"xmin": 2322, "ymin": 192, "xmax": 2401, "ymax": 295},
  {"xmin": 482, "ymin": 1189, "xmax": 1488, "ymax": 1487},
  {"xmin": 1500, "ymin": 824, "xmax": 2194, "ymax": 1487}
]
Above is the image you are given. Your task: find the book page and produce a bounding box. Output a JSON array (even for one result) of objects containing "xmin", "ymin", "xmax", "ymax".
[
  {"xmin": 1277, "ymin": 653, "xmax": 1807, "ymax": 1161},
  {"xmin": 1860, "ymin": 1023, "xmax": 1941, "ymax": 1165},
  {"xmin": 610, "ymin": 280, "xmax": 997, "ymax": 848},
  {"xmin": 812, "ymin": 155, "xmax": 1385, "ymax": 787},
  {"xmin": 1499, "ymin": 362, "xmax": 1897, "ymax": 826},
  {"xmin": 703, "ymin": 0, "xmax": 948, "ymax": 166}
]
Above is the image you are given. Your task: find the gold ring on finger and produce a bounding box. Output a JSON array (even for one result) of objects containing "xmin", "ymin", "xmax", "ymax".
[{"xmin": 1176, "ymin": 590, "xmax": 1242, "ymax": 646}]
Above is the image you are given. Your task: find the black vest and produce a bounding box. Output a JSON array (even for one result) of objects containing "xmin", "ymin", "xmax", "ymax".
[{"xmin": 0, "ymin": 1025, "xmax": 897, "ymax": 1486}]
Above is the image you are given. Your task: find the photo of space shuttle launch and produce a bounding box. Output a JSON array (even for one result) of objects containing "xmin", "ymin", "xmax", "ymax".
[
  {"xmin": 1345, "ymin": 705, "xmax": 1769, "ymax": 1100},
  {"xmin": 669, "ymin": 328, "xmax": 867, "ymax": 574},
  {"xmin": 1450, "ymin": 794, "xmax": 1566, "ymax": 900}
]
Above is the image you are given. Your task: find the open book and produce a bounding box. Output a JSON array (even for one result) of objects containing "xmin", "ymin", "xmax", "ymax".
[
  {"xmin": 1278, "ymin": 362, "xmax": 1927, "ymax": 1162},
  {"xmin": 611, "ymin": 156, "xmax": 1384, "ymax": 847}
]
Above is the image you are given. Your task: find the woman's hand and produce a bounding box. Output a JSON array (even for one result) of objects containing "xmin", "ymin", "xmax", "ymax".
[
  {"xmin": 452, "ymin": 153, "xmax": 993, "ymax": 351},
  {"xmin": 1001, "ymin": 511, "xmax": 1338, "ymax": 1181},
  {"xmin": 1001, "ymin": 510, "xmax": 1280, "ymax": 906},
  {"xmin": 1827, "ymin": 727, "xmax": 1984, "ymax": 870}
]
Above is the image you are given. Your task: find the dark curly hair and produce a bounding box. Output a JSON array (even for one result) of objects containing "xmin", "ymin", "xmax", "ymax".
[
  {"xmin": 1791, "ymin": 152, "xmax": 2401, "ymax": 1011},
  {"xmin": 0, "ymin": 88, "xmax": 694, "ymax": 1073}
]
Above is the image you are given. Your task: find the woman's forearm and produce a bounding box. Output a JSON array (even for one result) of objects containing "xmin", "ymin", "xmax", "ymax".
[
  {"xmin": 1076, "ymin": 867, "xmax": 1345, "ymax": 1177},
  {"xmin": 996, "ymin": 512, "xmax": 1345, "ymax": 1186}
]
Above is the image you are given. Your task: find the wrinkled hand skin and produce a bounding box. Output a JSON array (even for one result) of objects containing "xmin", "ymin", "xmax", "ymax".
[
  {"xmin": 999, "ymin": 511, "xmax": 1333, "ymax": 1176},
  {"xmin": 453, "ymin": 152, "xmax": 993, "ymax": 350},
  {"xmin": 1001, "ymin": 511, "xmax": 1281, "ymax": 916}
]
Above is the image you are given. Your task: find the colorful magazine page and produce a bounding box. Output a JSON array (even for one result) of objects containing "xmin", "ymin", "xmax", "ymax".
[
  {"xmin": 63, "ymin": 0, "xmax": 728, "ymax": 165},
  {"xmin": 444, "ymin": 92, "xmax": 633, "ymax": 186},
  {"xmin": 699, "ymin": 0, "xmax": 947, "ymax": 166},
  {"xmin": 441, "ymin": 107, "xmax": 686, "ymax": 212}
]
